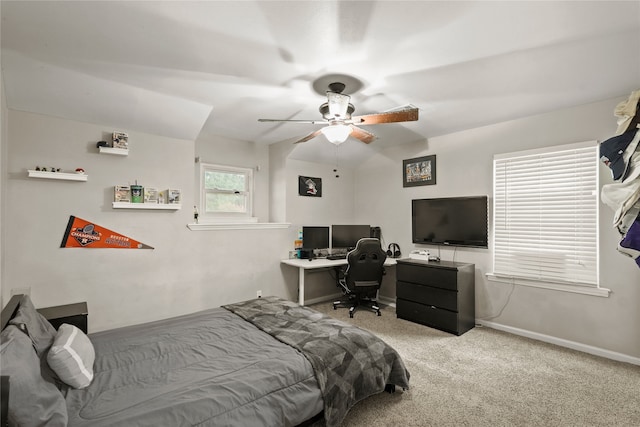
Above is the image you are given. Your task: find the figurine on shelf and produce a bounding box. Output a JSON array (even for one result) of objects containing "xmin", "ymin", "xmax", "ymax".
[
  {"xmin": 194, "ymin": 206, "xmax": 199, "ymax": 224},
  {"xmin": 35, "ymin": 166, "xmax": 41, "ymax": 171},
  {"xmin": 41, "ymin": 167, "xmax": 47, "ymax": 171},
  {"xmin": 75, "ymin": 168, "xmax": 85, "ymax": 174}
]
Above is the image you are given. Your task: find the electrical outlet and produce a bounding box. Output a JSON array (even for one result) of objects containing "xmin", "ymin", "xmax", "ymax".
[{"xmin": 257, "ymin": 290, "xmax": 262, "ymax": 298}]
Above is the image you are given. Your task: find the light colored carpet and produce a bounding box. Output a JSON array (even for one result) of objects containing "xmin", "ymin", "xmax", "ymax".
[{"xmin": 309, "ymin": 302, "xmax": 640, "ymax": 427}]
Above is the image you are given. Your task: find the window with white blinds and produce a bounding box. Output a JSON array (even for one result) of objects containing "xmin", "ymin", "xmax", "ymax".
[{"xmin": 493, "ymin": 141, "xmax": 599, "ymax": 287}]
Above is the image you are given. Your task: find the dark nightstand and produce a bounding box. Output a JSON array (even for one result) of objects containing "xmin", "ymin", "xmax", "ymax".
[{"xmin": 37, "ymin": 302, "xmax": 88, "ymax": 334}]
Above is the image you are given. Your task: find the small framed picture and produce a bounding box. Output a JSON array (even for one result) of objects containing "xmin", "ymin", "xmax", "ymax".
[
  {"xmin": 112, "ymin": 132, "xmax": 129, "ymax": 150},
  {"xmin": 114, "ymin": 185, "xmax": 131, "ymax": 203},
  {"xmin": 403, "ymin": 155, "xmax": 436, "ymax": 187},
  {"xmin": 298, "ymin": 176, "xmax": 322, "ymax": 197}
]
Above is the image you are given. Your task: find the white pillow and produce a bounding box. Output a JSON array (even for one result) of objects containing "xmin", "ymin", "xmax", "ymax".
[{"xmin": 47, "ymin": 324, "xmax": 95, "ymax": 389}]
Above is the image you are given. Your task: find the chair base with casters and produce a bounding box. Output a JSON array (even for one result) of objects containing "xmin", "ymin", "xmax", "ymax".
[{"xmin": 333, "ymin": 291, "xmax": 381, "ymax": 318}]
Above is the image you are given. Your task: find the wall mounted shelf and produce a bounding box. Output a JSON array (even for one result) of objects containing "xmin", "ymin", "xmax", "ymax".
[
  {"xmin": 28, "ymin": 170, "xmax": 88, "ymax": 181},
  {"xmin": 99, "ymin": 147, "xmax": 129, "ymax": 156},
  {"xmin": 112, "ymin": 202, "xmax": 181, "ymax": 210}
]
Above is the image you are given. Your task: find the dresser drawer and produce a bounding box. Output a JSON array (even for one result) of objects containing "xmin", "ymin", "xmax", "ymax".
[
  {"xmin": 397, "ymin": 281, "xmax": 458, "ymax": 312},
  {"xmin": 397, "ymin": 299, "xmax": 458, "ymax": 334},
  {"xmin": 396, "ymin": 263, "xmax": 458, "ymax": 290}
]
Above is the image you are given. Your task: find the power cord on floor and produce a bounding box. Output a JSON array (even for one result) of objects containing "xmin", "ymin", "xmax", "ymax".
[{"xmin": 477, "ymin": 277, "xmax": 516, "ymax": 323}]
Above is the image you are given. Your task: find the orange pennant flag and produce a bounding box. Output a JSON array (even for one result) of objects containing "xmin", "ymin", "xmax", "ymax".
[{"xmin": 60, "ymin": 216, "xmax": 154, "ymax": 249}]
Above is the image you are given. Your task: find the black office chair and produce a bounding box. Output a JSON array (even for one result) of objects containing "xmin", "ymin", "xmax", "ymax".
[{"xmin": 333, "ymin": 238, "xmax": 387, "ymax": 318}]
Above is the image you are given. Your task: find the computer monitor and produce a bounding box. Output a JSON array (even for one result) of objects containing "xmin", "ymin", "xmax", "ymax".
[
  {"xmin": 302, "ymin": 226, "xmax": 330, "ymax": 251},
  {"xmin": 331, "ymin": 224, "xmax": 371, "ymax": 250}
]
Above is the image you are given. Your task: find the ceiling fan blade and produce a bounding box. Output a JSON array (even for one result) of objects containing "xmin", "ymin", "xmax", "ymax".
[
  {"xmin": 294, "ymin": 130, "xmax": 323, "ymax": 144},
  {"xmin": 352, "ymin": 107, "xmax": 419, "ymax": 125},
  {"xmin": 350, "ymin": 126, "xmax": 376, "ymax": 144},
  {"xmin": 258, "ymin": 118, "xmax": 328, "ymax": 124}
]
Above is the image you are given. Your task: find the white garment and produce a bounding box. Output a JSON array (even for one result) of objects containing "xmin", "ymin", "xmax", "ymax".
[
  {"xmin": 617, "ymin": 203, "xmax": 640, "ymax": 235},
  {"xmin": 614, "ymin": 89, "xmax": 640, "ymax": 136},
  {"xmin": 601, "ymin": 150, "xmax": 640, "ymax": 228}
]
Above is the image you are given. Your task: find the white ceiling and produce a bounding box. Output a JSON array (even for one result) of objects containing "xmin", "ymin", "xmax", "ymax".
[{"xmin": 2, "ymin": 1, "xmax": 639, "ymax": 166}]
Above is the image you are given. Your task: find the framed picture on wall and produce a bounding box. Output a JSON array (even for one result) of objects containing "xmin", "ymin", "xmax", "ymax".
[
  {"xmin": 298, "ymin": 176, "xmax": 322, "ymax": 197},
  {"xmin": 403, "ymin": 155, "xmax": 436, "ymax": 187}
]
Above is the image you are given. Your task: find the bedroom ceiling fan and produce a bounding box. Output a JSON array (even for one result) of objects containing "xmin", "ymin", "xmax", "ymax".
[{"xmin": 258, "ymin": 82, "xmax": 419, "ymax": 145}]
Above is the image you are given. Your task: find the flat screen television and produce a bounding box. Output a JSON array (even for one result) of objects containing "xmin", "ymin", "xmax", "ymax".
[{"xmin": 412, "ymin": 196, "xmax": 488, "ymax": 248}]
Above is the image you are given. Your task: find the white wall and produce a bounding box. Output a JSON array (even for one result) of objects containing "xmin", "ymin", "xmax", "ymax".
[
  {"xmin": 286, "ymin": 158, "xmax": 355, "ymax": 227},
  {"xmin": 3, "ymin": 111, "xmax": 295, "ymax": 332},
  {"xmin": 281, "ymin": 158, "xmax": 357, "ymax": 301},
  {"xmin": 355, "ymin": 97, "xmax": 640, "ymax": 359},
  {"xmin": 0, "ymin": 63, "xmax": 7, "ymax": 309}
]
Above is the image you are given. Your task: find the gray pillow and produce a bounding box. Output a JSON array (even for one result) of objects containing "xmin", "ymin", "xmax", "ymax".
[
  {"xmin": 47, "ymin": 323, "xmax": 95, "ymax": 389},
  {"xmin": 8, "ymin": 295, "xmax": 57, "ymax": 357},
  {"xmin": 0, "ymin": 325, "xmax": 68, "ymax": 426}
]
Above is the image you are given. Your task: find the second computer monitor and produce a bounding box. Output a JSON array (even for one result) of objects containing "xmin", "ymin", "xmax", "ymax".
[
  {"xmin": 302, "ymin": 226, "xmax": 330, "ymax": 250},
  {"xmin": 331, "ymin": 224, "xmax": 371, "ymax": 250}
]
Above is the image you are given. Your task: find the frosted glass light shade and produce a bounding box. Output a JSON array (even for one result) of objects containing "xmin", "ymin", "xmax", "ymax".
[
  {"xmin": 327, "ymin": 92, "xmax": 350, "ymax": 118},
  {"xmin": 321, "ymin": 125, "xmax": 352, "ymax": 144}
]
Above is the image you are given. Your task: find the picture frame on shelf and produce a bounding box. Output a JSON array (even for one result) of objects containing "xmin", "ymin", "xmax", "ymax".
[
  {"xmin": 114, "ymin": 185, "xmax": 131, "ymax": 203},
  {"xmin": 403, "ymin": 155, "xmax": 436, "ymax": 187},
  {"xmin": 112, "ymin": 132, "xmax": 129, "ymax": 150}
]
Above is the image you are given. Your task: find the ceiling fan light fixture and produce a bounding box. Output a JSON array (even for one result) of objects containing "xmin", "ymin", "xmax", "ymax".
[
  {"xmin": 327, "ymin": 91, "xmax": 351, "ymax": 118},
  {"xmin": 321, "ymin": 124, "xmax": 352, "ymax": 145}
]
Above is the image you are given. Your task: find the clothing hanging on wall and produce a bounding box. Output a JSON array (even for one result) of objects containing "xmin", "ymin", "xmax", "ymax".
[{"xmin": 600, "ymin": 89, "xmax": 640, "ymax": 268}]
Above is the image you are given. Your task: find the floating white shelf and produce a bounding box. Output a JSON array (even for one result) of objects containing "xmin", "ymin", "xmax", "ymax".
[
  {"xmin": 28, "ymin": 170, "xmax": 88, "ymax": 181},
  {"xmin": 99, "ymin": 147, "xmax": 129, "ymax": 156},
  {"xmin": 112, "ymin": 202, "xmax": 181, "ymax": 210}
]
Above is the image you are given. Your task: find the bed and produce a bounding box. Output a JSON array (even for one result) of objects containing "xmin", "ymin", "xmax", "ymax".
[{"xmin": 0, "ymin": 294, "xmax": 410, "ymax": 427}]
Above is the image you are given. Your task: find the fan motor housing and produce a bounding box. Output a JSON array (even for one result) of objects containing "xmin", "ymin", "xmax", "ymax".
[{"xmin": 319, "ymin": 102, "xmax": 354, "ymax": 120}]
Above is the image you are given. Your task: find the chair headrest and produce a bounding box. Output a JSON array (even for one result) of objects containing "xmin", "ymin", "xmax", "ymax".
[{"xmin": 348, "ymin": 238, "xmax": 386, "ymax": 260}]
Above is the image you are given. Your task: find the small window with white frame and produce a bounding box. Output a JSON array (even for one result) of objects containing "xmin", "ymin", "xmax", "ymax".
[
  {"xmin": 199, "ymin": 163, "xmax": 255, "ymax": 222},
  {"xmin": 489, "ymin": 140, "xmax": 609, "ymax": 297}
]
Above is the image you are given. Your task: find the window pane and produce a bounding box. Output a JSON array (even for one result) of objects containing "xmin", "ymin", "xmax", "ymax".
[
  {"xmin": 204, "ymin": 170, "xmax": 246, "ymax": 191},
  {"xmin": 493, "ymin": 142, "xmax": 598, "ymax": 286},
  {"xmin": 205, "ymin": 192, "xmax": 246, "ymax": 213}
]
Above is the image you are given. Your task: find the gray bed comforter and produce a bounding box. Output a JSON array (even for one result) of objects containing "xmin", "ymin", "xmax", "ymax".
[
  {"xmin": 223, "ymin": 297, "xmax": 411, "ymax": 427},
  {"xmin": 65, "ymin": 306, "xmax": 323, "ymax": 426}
]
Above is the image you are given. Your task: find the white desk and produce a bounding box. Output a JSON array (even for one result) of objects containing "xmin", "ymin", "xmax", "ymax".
[{"xmin": 281, "ymin": 257, "xmax": 397, "ymax": 306}]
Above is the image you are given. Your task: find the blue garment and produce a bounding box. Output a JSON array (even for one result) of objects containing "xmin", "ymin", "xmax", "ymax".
[{"xmin": 600, "ymin": 128, "xmax": 639, "ymax": 181}]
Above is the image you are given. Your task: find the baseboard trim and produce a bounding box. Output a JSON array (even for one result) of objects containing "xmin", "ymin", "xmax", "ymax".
[
  {"xmin": 378, "ymin": 295, "xmax": 396, "ymax": 308},
  {"xmin": 303, "ymin": 293, "xmax": 343, "ymax": 306},
  {"xmin": 478, "ymin": 320, "xmax": 640, "ymax": 366}
]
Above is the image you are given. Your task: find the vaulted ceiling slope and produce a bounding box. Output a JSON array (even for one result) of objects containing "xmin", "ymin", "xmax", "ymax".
[{"xmin": 2, "ymin": 1, "xmax": 639, "ymax": 162}]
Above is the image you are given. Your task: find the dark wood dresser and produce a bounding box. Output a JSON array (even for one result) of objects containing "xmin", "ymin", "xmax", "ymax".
[{"xmin": 396, "ymin": 259, "xmax": 475, "ymax": 336}]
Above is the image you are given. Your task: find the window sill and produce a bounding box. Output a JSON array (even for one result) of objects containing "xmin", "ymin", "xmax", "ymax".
[
  {"xmin": 486, "ymin": 273, "xmax": 611, "ymax": 297},
  {"xmin": 187, "ymin": 222, "xmax": 291, "ymax": 231}
]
